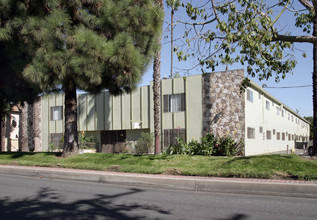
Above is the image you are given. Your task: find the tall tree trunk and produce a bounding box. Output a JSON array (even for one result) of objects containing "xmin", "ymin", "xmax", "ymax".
[
  {"xmin": 63, "ymin": 78, "xmax": 78, "ymax": 157},
  {"xmin": 27, "ymin": 102, "xmax": 34, "ymax": 152},
  {"xmin": 153, "ymin": 0, "xmax": 163, "ymax": 155},
  {"xmin": 170, "ymin": 9, "xmax": 174, "ymax": 78},
  {"xmin": 313, "ymin": 3, "xmax": 317, "ymax": 155},
  {"xmin": 0, "ymin": 109, "xmax": 3, "ymax": 152}
]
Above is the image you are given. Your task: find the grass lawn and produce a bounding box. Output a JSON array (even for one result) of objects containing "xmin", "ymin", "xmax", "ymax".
[{"xmin": 1, "ymin": 152, "xmax": 317, "ymax": 180}]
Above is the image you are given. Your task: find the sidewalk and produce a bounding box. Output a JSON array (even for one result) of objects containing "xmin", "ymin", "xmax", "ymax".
[{"xmin": 1, "ymin": 165, "xmax": 317, "ymax": 199}]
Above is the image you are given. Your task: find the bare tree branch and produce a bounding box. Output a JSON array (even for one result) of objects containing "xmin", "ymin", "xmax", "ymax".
[
  {"xmin": 272, "ymin": 34, "xmax": 317, "ymax": 43},
  {"xmin": 297, "ymin": 0, "xmax": 314, "ymax": 11}
]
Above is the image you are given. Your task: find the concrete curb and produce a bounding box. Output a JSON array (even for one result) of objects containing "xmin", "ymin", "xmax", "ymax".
[{"xmin": 1, "ymin": 165, "xmax": 317, "ymax": 198}]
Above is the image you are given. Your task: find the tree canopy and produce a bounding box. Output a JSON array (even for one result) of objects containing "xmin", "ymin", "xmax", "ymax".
[
  {"xmin": 176, "ymin": 0, "xmax": 317, "ymax": 152},
  {"xmin": 0, "ymin": 0, "xmax": 163, "ymax": 155},
  {"xmin": 176, "ymin": 1, "xmax": 313, "ymax": 80}
]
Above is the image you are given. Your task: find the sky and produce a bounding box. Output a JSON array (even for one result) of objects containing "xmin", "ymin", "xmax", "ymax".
[{"xmin": 138, "ymin": 0, "xmax": 314, "ymax": 117}]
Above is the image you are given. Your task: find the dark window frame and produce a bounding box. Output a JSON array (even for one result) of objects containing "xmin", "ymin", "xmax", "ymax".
[
  {"xmin": 50, "ymin": 106, "xmax": 63, "ymax": 121},
  {"xmin": 163, "ymin": 93, "xmax": 185, "ymax": 113}
]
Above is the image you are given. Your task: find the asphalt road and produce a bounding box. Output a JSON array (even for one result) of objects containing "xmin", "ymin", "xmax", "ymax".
[{"xmin": 1, "ymin": 174, "xmax": 317, "ymax": 220}]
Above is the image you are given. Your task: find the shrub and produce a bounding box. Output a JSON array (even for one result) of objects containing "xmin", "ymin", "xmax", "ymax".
[
  {"xmin": 200, "ymin": 133, "xmax": 217, "ymax": 156},
  {"xmin": 214, "ymin": 136, "xmax": 237, "ymax": 156},
  {"xmin": 185, "ymin": 139, "xmax": 201, "ymax": 155},
  {"xmin": 78, "ymin": 131, "xmax": 96, "ymax": 149},
  {"xmin": 135, "ymin": 132, "xmax": 154, "ymax": 154},
  {"xmin": 166, "ymin": 133, "xmax": 241, "ymax": 156},
  {"xmin": 167, "ymin": 136, "xmax": 187, "ymax": 155}
]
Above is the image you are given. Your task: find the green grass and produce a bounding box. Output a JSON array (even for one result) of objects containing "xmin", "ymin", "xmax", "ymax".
[{"xmin": 1, "ymin": 152, "xmax": 317, "ymax": 180}]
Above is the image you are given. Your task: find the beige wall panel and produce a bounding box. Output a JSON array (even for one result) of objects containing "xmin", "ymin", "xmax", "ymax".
[
  {"xmin": 55, "ymin": 121, "xmax": 63, "ymax": 133},
  {"xmin": 49, "ymin": 121, "xmax": 56, "ymax": 134},
  {"xmin": 55, "ymin": 94, "xmax": 63, "ymax": 106},
  {"xmin": 78, "ymin": 94, "xmax": 87, "ymax": 131},
  {"xmin": 112, "ymin": 95, "xmax": 122, "ymax": 130},
  {"xmin": 104, "ymin": 92, "xmax": 112, "ymax": 130},
  {"xmin": 132, "ymin": 88, "xmax": 141, "ymax": 124},
  {"xmin": 41, "ymin": 97, "xmax": 49, "ymax": 150},
  {"xmin": 173, "ymin": 77, "xmax": 185, "ymax": 94},
  {"xmin": 122, "ymin": 94, "xmax": 131, "ymax": 129},
  {"xmin": 163, "ymin": 113, "xmax": 173, "ymax": 129},
  {"xmin": 174, "ymin": 112, "xmax": 185, "ymax": 129},
  {"xmin": 87, "ymin": 94, "xmax": 95, "ymax": 131},
  {"xmin": 141, "ymin": 86, "xmax": 150, "ymax": 129},
  {"xmin": 48, "ymin": 95, "xmax": 56, "ymax": 107},
  {"xmin": 161, "ymin": 78, "xmax": 172, "ymax": 95},
  {"xmin": 186, "ymin": 75, "xmax": 203, "ymax": 142},
  {"xmin": 95, "ymin": 93, "xmax": 105, "ymax": 131},
  {"xmin": 149, "ymin": 82, "xmax": 154, "ymax": 133}
]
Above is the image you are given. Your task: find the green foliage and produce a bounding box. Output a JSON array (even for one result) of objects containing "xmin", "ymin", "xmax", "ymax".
[
  {"xmin": 166, "ymin": 0, "xmax": 180, "ymax": 11},
  {"xmin": 0, "ymin": 0, "xmax": 163, "ymax": 94},
  {"xmin": 214, "ymin": 136, "xmax": 237, "ymax": 156},
  {"xmin": 0, "ymin": 0, "xmax": 163, "ymax": 153},
  {"xmin": 135, "ymin": 132, "xmax": 154, "ymax": 154},
  {"xmin": 78, "ymin": 131, "xmax": 96, "ymax": 150},
  {"xmin": 179, "ymin": 1, "xmax": 315, "ymax": 82},
  {"xmin": 167, "ymin": 133, "xmax": 242, "ymax": 156},
  {"xmin": 166, "ymin": 136, "xmax": 187, "ymax": 155}
]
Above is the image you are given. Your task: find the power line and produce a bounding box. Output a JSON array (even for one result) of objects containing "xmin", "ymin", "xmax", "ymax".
[{"xmin": 262, "ymin": 84, "xmax": 312, "ymax": 89}]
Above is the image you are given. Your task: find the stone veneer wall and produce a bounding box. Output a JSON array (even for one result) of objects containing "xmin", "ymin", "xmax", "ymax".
[
  {"xmin": 202, "ymin": 69, "xmax": 245, "ymax": 142},
  {"xmin": 20, "ymin": 98, "xmax": 41, "ymax": 152}
]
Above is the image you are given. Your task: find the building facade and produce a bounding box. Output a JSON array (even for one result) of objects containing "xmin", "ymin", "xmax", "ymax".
[{"xmin": 10, "ymin": 69, "xmax": 310, "ymax": 156}]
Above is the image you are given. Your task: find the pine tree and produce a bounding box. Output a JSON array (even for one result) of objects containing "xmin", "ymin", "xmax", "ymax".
[
  {"xmin": 0, "ymin": 0, "xmax": 163, "ymax": 156},
  {"xmin": 0, "ymin": 35, "xmax": 40, "ymax": 151}
]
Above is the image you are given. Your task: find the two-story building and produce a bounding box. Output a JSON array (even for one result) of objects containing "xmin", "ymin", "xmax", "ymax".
[{"xmin": 6, "ymin": 69, "xmax": 309, "ymax": 155}]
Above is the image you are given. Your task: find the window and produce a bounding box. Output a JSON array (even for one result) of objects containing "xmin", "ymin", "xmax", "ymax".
[
  {"xmin": 277, "ymin": 132, "xmax": 280, "ymax": 140},
  {"xmin": 281, "ymin": 110, "xmax": 284, "ymax": 117},
  {"xmin": 164, "ymin": 93, "xmax": 185, "ymax": 113},
  {"xmin": 291, "ymin": 115, "xmax": 293, "ymax": 122},
  {"xmin": 282, "ymin": 133, "xmax": 285, "ymax": 141},
  {"xmin": 292, "ymin": 135, "xmax": 294, "ymax": 140},
  {"xmin": 288, "ymin": 113, "xmax": 290, "ymax": 120},
  {"xmin": 247, "ymin": 89, "xmax": 253, "ymax": 103},
  {"xmin": 164, "ymin": 128, "xmax": 186, "ymax": 148},
  {"xmin": 259, "ymin": 93, "xmax": 261, "ymax": 99},
  {"xmin": 247, "ymin": 127, "xmax": 255, "ymax": 139},
  {"xmin": 266, "ymin": 100, "xmax": 270, "ymax": 110},
  {"xmin": 266, "ymin": 130, "xmax": 271, "ymax": 140},
  {"xmin": 259, "ymin": 126, "xmax": 263, "ymax": 133},
  {"xmin": 50, "ymin": 106, "xmax": 63, "ymax": 121},
  {"xmin": 288, "ymin": 134, "xmax": 291, "ymax": 141},
  {"xmin": 273, "ymin": 129, "xmax": 275, "ymax": 135},
  {"xmin": 276, "ymin": 106, "xmax": 280, "ymax": 116}
]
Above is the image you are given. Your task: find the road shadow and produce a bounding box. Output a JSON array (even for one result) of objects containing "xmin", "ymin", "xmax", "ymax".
[
  {"xmin": 0, "ymin": 187, "xmax": 171, "ymax": 220},
  {"xmin": 217, "ymin": 213, "xmax": 249, "ymax": 220}
]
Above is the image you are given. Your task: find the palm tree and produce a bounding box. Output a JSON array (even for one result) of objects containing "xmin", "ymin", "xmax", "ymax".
[{"xmin": 153, "ymin": 0, "xmax": 164, "ymax": 154}]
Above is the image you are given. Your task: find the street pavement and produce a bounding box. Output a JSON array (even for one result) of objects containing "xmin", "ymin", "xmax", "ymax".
[
  {"xmin": 1, "ymin": 174, "xmax": 317, "ymax": 220},
  {"xmin": 0, "ymin": 165, "xmax": 317, "ymax": 199}
]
